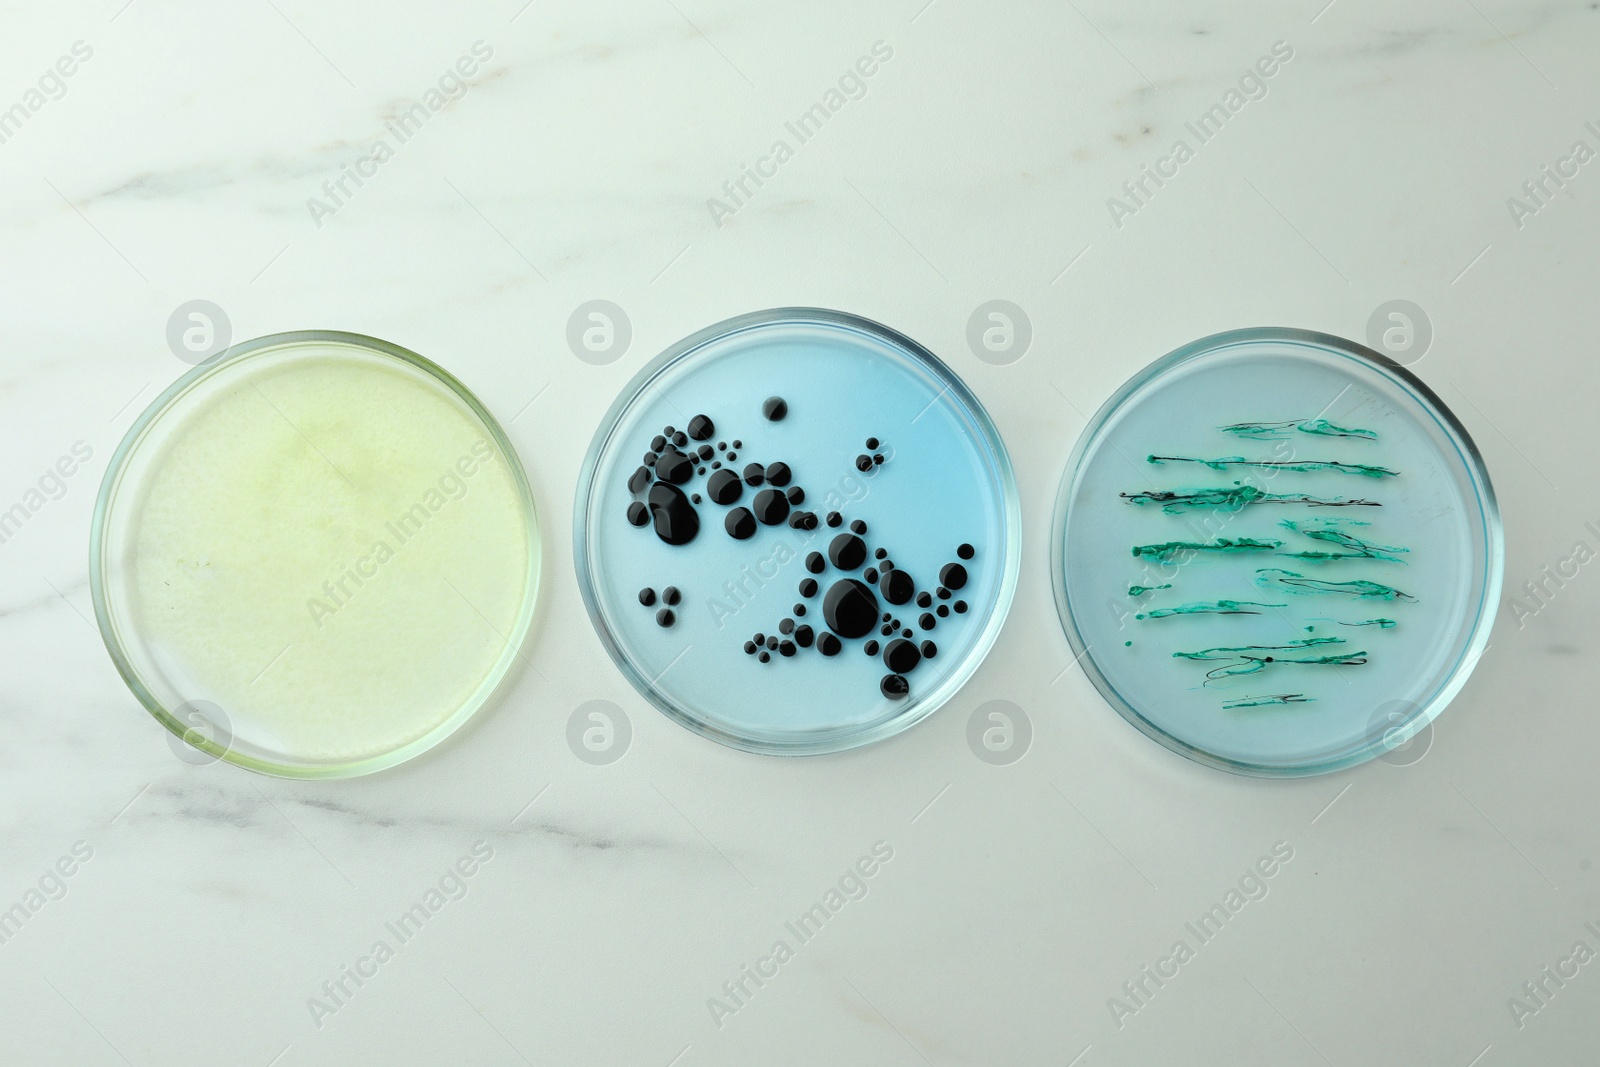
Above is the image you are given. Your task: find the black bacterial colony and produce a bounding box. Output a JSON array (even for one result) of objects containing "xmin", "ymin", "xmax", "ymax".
[{"xmin": 623, "ymin": 396, "xmax": 977, "ymax": 701}]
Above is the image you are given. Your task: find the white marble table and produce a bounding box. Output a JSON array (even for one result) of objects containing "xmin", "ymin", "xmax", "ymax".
[{"xmin": 2, "ymin": 1, "xmax": 1597, "ymax": 1063}]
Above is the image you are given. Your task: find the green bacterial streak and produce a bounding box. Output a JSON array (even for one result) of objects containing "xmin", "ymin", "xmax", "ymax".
[
  {"xmin": 1171, "ymin": 638, "xmax": 1368, "ymax": 682},
  {"xmin": 1201, "ymin": 656, "xmax": 1366, "ymax": 680},
  {"xmin": 1277, "ymin": 519, "xmax": 1409, "ymax": 563},
  {"xmin": 1137, "ymin": 600, "xmax": 1287, "ymax": 619},
  {"xmin": 1128, "ymin": 583, "xmax": 1172, "ymax": 596},
  {"xmin": 1223, "ymin": 694, "xmax": 1315, "ymax": 709},
  {"xmin": 1255, "ymin": 568, "xmax": 1417, "ymax": 601},
  {"xmin": 1312, "ymin": 617, "xmax": 1397, "ymax": 628},
  {"xmin": 1131, "ymin": 537, "xmax": 1283, "ymax": 561},
  {"xmin": 1120, "ymin": 485, "xmax": 1382, "ymax": 513},
  {"xmin": 1173, "ymin": 637, "xmax": 1346, "ymax": 660},
  {"xmin": 1219, "ymin": 418, "xmax": 1378, "ymax": 442},
  {"xmin": 1148, "ymin": 455, "xmax": 1398, "ymax": 478}
]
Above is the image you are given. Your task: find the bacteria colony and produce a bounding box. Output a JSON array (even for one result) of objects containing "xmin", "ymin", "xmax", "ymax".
[
  {"xmin": 1055, "ymin": 330, "xmax": 1499, "ymax": 774},
  {"xmin": 620, "ymin": 397, "xmax": 979, "ymax": 701},
  {"xmin": 576, "ymin": 311, "xmax": 1016, "ymax": 753}
]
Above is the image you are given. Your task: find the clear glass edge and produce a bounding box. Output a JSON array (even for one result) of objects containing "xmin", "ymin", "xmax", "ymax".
[
  {"xmin": 88, "ymin": 330, "xmax": 543, "ymax": 780},
  {"xmin": 572, "ymin": 307, "xmax": 1021, "ymax": 756}
]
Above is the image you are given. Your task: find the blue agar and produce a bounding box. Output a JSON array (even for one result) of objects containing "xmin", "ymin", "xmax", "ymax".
[
  {"xmin": 576, "ymin": 309, "xmax": 1018, "ymax": 754},
  {"xmin": 1052, "ymin": 328, "xmax": 1501, "ymax": 776}
]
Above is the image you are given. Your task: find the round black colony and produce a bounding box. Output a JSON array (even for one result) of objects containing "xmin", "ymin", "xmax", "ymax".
[
  {"xmin": 619, "ymin": 405, "xmax": 982, "ymax": 701},
  {"xmin": 751, "ymin": 488, "xmax": 789, "ymax": 525},
  {"xmin": 638, "ymin": 586, "xmax": 680, "ymax": 627},
  {"xmin": 725, "ymin": 507, "xmax": 757, "ymax": 539},
  {"xmin": 823, "ymin": 579, "xmax": 879, "ymax": 639},
  {"xmin": 707, "ymin": 469, "xmax": 742, "ymax": 505}
]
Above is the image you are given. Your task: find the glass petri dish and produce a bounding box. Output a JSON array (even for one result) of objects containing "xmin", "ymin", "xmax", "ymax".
[
  {"xmin": 1052, "ymin": 328, "xmax": 1501, "ymax": 777},
  {"xmin": 575, "ymin": 309, "xmax": 1019, "ymax": 754},
  {"xmin": 91, "ymin": 331, "xmax": 540, "ymax": 778}
]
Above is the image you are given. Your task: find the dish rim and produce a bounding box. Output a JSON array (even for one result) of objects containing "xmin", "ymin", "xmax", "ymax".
[
  {"xmin": 1049, "ymin": 326, "xmax": 1503, "ymax": 778},
  {"xmin": 89, "ymin": 329, "xmax": 542, "ymax": 779},
  {"xmin": 572, "ymin": 307, "xmax": 1021, "ymax": 755}
]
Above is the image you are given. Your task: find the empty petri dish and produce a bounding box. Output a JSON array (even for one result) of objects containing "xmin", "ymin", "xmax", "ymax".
[
  {"xmin": 1052, "ymin": 328, "xmax": 1501, "ymax": 776},
  {"xmin": 575, "ymin": 308, "xmax": 1019, "ymax": 754},
  {"xmin": 91, "ymin": 331, "xmax": 539, "ymax": 778}
]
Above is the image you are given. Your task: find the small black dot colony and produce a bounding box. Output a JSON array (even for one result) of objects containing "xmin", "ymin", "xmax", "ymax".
[
  {"xmin": 623, "ymin": 399, "xmax": 850, "ymax": 549},
  {"xmin": 747, "ymin": 525, "xmax": 979, "ymax": 702},
  {"xmin": 621, "ymin": 398, "xmax": 981, "ymax": 701},
  {"xmin": 639, "ymin": 585, "xmax": 681, "ymax": 626}
]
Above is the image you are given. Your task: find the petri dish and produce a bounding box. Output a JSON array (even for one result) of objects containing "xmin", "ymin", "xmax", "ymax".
[
  {"xmin": 91, "ymin": 331, "xmax": 539, "ymax": 778},
  {"xmin": 1052, "ymin": 328, "xmax": 1501, "ymax": 777},
  {"xmin": 575, "ymin": 308, "xmax": 1019, "ymax": 754}
]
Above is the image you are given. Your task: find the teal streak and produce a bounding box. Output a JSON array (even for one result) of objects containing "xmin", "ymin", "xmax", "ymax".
[
  {"xmin": 1148, "ymin": 455, "xmax": 1398, "ymax": 478},
  {"xmin": 1132, "ymin": 537, "xmax": 1282, "ymax": 561},
  {"xmin": 1278, "ymin": 520, "xmax": 1408, "ymax": 563},
  {"xmin": 1136, "ymin": 600, "xmax": 1286, "ymax": 619},
  {"xmin": 1172, "ymin": 637, "xmax": 1345, "ymax": 660},
  {"xmin": 1120, "ymin": 485, "xmax": 1382, "ymax": 514},
  {"xmin": 1219, "ymin": 418, "xmax": 1377, "ymax": 441},
  {"xmin": 1255, "ymin": 568, "xmax": 1416, "ymax": 601},
  {"xmin": 1223, "ymin": 694, "xmax": 1315, "ymax": 709}
]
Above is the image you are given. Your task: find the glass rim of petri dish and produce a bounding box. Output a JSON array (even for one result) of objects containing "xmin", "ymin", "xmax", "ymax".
[
  {"xmin": 1050, "ymin": 326, "xmax": 1503, "ymax": 778},
  {"xmin": 89, "ymin": 330, "xmax": 542, "ymax": 779},
  {"xmin": 573, "ymin": 307, "xmax": 1021, "ymax": 755}
]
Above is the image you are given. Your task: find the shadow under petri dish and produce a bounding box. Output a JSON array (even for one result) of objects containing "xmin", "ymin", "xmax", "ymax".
[
  {"xmin": 91, "ymin": 332, "xmax": 539, "ymax": 778},
  {"xmin": 1052, "ymin": 328, "xmax": 1501, "ymax": 776},
  {"xmin": 574, "ymin": 308, "xmax": 1020, "ymax": 755}
]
